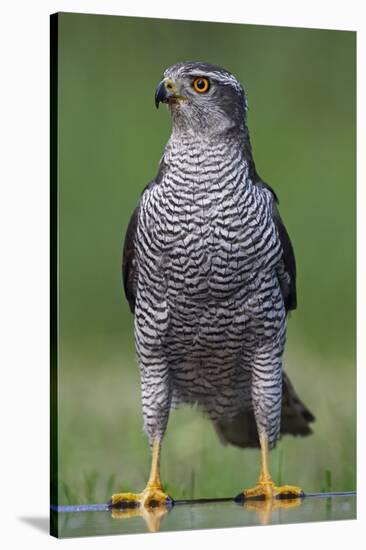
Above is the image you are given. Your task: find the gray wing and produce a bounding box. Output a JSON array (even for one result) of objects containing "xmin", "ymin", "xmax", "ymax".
[
  {"xmin": 122, "ymin": 172, "xmax": 164, "ymax": 313},
  {"xmin": 255, "ymin": 178, "xmax": 297, "ymax": 312},
  {"xmin": 122, "ymin": 203, "xmax": 140, "ymax": 313},
  {"xmin": 123, "ymin": 157, "xmax": 168, "ymax": 312}
]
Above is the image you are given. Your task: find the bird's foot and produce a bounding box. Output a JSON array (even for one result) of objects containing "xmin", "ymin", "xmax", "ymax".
[
  {"xmin": 109, "ymin": 484, "xmax": 174, "ymax": 510},
  {"xmin": 141, "ymin": 484, "xmax": 174, "ymax": 508},
  {"xmin": 235, "ymin": 480, "xmax": 304, "ymax": 502}
]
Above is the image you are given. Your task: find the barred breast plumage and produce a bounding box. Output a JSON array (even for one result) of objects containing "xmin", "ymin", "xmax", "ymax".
[{"xmin": 133, "ymin": 131, "xmax": 286, "ymax": 446}]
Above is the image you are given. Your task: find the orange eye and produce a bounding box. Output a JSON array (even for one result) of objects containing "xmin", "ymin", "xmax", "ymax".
[{"xmin": 192, "ymin": 77, "xmax": 210, "ymax": 93}]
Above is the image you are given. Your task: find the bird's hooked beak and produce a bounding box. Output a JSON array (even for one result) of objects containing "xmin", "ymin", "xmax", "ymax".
[{"xmin": 155, "ymin": 78, "xmax": 186, "ymax": 109}]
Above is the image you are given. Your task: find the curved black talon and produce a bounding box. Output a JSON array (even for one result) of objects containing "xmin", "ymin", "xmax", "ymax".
[
  {"xmin": 276, "ymin": 490, "xmax": 305, "ymax": 500},
  {"xmin": 107, "ymin": 499, "xmax": 140, "ymax": 510},
  {"xmin": 166, "ymin": 496, "xmax": 175, "ymax": 508},
  {"xmin": 235, "ymin": 492, "xmax": 268, "ymax": 503}
]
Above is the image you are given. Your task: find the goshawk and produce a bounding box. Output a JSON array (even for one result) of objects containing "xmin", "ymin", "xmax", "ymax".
[{"xmin": 111, "ymin": 62, "xmax": 315, "ymax": 509}]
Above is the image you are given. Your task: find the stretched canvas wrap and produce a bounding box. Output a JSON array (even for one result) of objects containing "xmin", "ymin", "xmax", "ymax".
[{"xmin": 50, "ymin": 12, "xmax": 356, "ymax": 538}]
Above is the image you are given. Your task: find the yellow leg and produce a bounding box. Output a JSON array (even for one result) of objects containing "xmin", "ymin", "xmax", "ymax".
[
  {"xmin": 235, "ymin": 434, "xmax": 304, "ymax": 502},
  {"xmin": 110, "ymin": 438, "xmax": 173, "ymax": 509}
]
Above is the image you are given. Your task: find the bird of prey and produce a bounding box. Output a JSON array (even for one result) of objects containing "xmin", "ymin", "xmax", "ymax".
[{"xmin": 111, "ymin": 62, "xmax": 314, "ymax": 509}]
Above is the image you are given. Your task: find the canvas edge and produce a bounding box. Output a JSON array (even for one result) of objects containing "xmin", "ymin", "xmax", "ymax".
[{"xmin": 50, "ymin": 11, "xmax": 59, "ymax": 539}]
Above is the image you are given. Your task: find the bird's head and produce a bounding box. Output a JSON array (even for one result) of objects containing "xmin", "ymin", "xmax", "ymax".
[{"xmin": 155, "ymin": 62, "xmax": 248, "ymax": 137}]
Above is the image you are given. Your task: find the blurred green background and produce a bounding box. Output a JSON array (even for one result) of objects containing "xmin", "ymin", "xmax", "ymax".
[{"xmin": 56, "ymin": 12, "xmax": 356, "ymax": 505}]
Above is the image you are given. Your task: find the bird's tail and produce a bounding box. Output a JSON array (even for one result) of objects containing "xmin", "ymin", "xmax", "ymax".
[{"xmin": 213, "ymin": 372, "xmax": 315, "ymax": 449}]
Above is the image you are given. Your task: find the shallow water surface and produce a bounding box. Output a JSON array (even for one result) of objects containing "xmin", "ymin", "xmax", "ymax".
[{"xmin": 51, "ymin": 493, "xmax": 356, "ymax": 538}]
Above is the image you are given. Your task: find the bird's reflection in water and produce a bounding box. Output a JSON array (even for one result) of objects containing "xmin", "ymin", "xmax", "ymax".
[
  {"xmin": 110, "ymin": 506, "xmax": 169, "ymax": 532},
  {"xmin": 242, "ymin": 497, "xmax": 303, "ymax": 525},
  {"xmin": 110, "ymin": 497, "xmax": 304, "ymax": 532}
]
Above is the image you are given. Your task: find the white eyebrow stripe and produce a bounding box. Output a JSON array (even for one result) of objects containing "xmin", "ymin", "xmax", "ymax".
[{"xmin": 164, "ymin": 67, "xmax": 243, "ymax": 93}]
